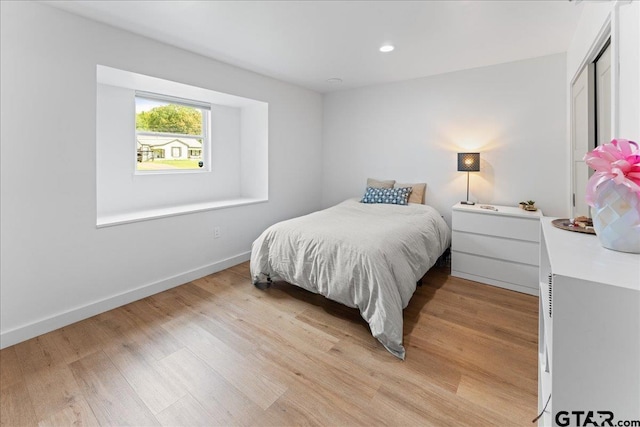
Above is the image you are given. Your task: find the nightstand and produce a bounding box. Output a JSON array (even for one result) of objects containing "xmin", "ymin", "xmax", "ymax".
[{"xmin": 451, "ymin": 203, "xmax": 543, "ymax": 295}]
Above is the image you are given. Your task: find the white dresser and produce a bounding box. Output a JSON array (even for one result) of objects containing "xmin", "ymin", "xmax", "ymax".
[
  {"xmin": 538, "ymin": 217, "xmax": 640, "ymax": 426},
  {"xmin": 451, "ymin": 203, "xmax": 543, "ymax": 295}
]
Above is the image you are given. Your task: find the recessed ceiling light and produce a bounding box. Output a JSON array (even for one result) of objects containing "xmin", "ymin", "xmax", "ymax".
[
  {"xmin": 379, "ymin": 44, "xmax": 395, "ymax": 53},
  {"xmin": 326, "ymin": 78, "xmax": 343, "ymax": 84}
]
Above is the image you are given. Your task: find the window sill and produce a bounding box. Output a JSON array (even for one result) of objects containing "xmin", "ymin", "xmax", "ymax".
[{"xmin": 97, "ymin": 197, "xmax": 267, "ymax": 228}]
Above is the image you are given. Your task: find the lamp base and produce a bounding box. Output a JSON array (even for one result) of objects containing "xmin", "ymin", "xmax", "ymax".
[{"xmin": 461, "ymin": 200, "xmax": 476, "ymax": 205}]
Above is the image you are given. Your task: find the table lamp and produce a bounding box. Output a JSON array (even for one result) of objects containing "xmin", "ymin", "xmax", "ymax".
[{"xmin": 457, "ymin": 152, "xmax": 480, "ymax": 205}]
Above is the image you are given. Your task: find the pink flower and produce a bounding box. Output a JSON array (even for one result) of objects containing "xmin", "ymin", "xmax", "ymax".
[{"xmin": 584, "ymin": 139, "xmax": 640, "ymax": 207}]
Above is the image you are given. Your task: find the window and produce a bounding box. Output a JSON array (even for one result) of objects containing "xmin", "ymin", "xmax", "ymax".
[
  {"xmin": 135, "ymin": 92, "xmax": 210, "ymax": 172},
  {"xmin": 97, "ymin": 65, "xmax": 269, "ymax": 227}
]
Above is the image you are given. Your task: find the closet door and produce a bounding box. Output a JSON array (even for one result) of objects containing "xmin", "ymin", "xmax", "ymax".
[
  {"xmin": 595, "ymin": 43, "xmax": 612, "ymax": 146},
  {"xmin": 571, "ymin": 65, "xmax": 595, "ymax": 218}
]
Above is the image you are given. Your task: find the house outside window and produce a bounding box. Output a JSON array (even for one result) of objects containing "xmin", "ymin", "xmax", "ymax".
[{"xmin": 135, "ymin": 92, "xmax": 210, "ymax": 172}]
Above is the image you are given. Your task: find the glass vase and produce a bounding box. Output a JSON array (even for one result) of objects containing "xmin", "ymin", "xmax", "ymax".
[{"xmin": 591, "ymin": 179, "xmax": 640, "ymax": 254}]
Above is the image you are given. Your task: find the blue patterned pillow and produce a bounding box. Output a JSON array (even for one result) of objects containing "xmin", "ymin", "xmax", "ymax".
[{"xmin": 361, "ymin": 186, "xmax": 411, "ymax": 205}]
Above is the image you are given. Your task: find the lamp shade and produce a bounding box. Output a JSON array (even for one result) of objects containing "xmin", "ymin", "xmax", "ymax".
[{"xmin": 457, "ymin": 152, "xmax": 480, "ymax": 172}]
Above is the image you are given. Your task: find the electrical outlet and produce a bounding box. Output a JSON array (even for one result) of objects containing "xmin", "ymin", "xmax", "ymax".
[{"xmin": 214, "ymin": 226, "xmax": 221, "ymax": 239}]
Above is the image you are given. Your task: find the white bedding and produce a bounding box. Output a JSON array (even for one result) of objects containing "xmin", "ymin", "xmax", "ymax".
[{"xmin": 250, "ymin": 198, "xmax": 451, "ymax": 359}]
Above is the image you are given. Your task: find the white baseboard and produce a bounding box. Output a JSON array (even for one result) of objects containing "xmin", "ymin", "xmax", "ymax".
[
  {"xmin": 451, "ymin": 270, "xmax": 538, "ymax": 296},
  {"xmin": 0, "ymin": 251, "xmax": 251, "ymax": 350}
]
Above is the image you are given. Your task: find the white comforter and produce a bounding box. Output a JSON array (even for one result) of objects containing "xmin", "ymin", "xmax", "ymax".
[{"xmin": 250, "ymin": 199, "xmax": 451, "ymax": 359}]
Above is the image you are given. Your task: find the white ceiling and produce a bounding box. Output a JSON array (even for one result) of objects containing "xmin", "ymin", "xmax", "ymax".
[{"xmin": 46, "ymin": 0, "xmax": 584, "ymax": 93}]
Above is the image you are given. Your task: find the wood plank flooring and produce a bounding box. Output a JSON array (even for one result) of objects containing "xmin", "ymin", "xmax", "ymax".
[{"xmin": 0, "ymin": 262, "xmax": 539, "ymax": 426}]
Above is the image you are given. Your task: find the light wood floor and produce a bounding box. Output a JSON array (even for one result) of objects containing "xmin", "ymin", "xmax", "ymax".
[{"xmin": 1, "ymin": 262, "xmax": 539, "ymax": 426}]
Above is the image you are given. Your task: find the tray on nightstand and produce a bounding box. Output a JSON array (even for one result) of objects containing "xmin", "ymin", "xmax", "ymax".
[{"xmin": 551, "ymin": 218, "xmax": 596, "ymax": 235}]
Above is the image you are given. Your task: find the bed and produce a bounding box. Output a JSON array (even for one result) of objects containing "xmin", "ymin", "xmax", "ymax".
[{"xmin": 250, "ymin": 194, "xmax": 451, "ymax": 359}]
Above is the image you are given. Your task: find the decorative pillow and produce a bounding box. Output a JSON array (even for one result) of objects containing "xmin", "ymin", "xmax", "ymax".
[
  {"xmin": 366, "ymin": 178, "xmax": 395, "ymax": 189},
  {"xmin": 361, "ymin": 186, "xmax": 411, "ymax": 205},
  {"xmin": 395, "ymin": 182, "xmax": 427, "ymax": 204}
]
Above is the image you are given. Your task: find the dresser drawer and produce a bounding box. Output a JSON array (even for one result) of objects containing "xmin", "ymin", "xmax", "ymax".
[
  {"xmin": 452, "ymin": 252, "xmax": 538, "ymax": 290},
  {"xmin": 452, "ymin": 230, "xmax": 539, "ymax": 266},
  {"xmin": 452, "ymin": 210, "xmax": 540, "ymax": 242}
]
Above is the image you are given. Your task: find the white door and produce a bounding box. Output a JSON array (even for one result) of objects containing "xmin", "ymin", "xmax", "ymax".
[
  {"xmin": 595, "ymin": 43, "xmax": 612, "ymax": 146},
  {"xmin": 571, "ymin": 65, "xmax": 595, "ymax": 218}
]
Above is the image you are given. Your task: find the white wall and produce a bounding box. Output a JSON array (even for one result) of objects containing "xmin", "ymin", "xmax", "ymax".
[
  {"xmin": 0, "ymin": 1, "xmax": 323, "ymax": 347},
  {"xmin": 322, "ymin": 54, "xmax": 568, "ymax": 224},
  {"xmin": 615, "ymin": 0, "xmax": 639, "ymax": 141}
]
